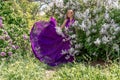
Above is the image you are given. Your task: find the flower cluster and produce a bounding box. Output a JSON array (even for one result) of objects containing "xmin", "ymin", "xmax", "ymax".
[
  {"xmin": 0, "ymin": 28, "xmax": 19, "ymax": 58},
  {"xmin": 0, "ymin": 19, "xmax": 29, "ymax": 59}
]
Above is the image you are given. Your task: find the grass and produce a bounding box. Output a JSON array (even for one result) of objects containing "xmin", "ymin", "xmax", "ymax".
[
  {"xmin": 52, "ymin": 62, "xmax": 120, "ymax": 80},
  {"xmin": 0, "ymin": 52, "xmax": 120, "ymax": 80}
]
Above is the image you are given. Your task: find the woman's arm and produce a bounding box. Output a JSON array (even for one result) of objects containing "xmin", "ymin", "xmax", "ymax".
[{"xmin": 60, "ymin": 19, "xmax": 67, "ymax": 29}]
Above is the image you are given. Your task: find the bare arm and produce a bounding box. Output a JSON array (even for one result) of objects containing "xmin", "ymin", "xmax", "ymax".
[{"xmin": 60, "ymin": 19, "xmax": 67, "ymax": 29}]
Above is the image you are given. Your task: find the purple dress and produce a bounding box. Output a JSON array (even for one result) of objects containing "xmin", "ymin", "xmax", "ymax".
[{"xmin": 30, "ymin": 17, "xmax": 75, "ymax": 66}]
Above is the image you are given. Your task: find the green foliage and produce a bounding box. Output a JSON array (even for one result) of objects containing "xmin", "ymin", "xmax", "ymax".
[
  {"xmin": 0, "ymin": 53, "xmax": 120, "ymax": 80},
  {"xmin": 0, "ymin": 0, "xmax": 41, "ymax": 59},
  {"xmin": 52, "ymin": 62, "xmax": 120, "ymax": 80}
]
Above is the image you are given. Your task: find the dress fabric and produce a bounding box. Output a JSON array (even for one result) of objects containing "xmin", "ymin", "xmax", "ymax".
[{"xmin": 30, "ymin": 17, "xmax": 75, "ymax": 66}]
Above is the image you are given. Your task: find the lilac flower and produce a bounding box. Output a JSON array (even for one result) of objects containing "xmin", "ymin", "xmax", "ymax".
[
  {"xmin": 100, "ymin": 28, "xmax": 107, "ymax": 35},
  {"xmin": 6, "ymin": 46, "xmax": 10, "ymax": 49},
  {"xmin": 70, "ymin": 34, "xmax": 76, "ymax": 39},
  {"xmin": 0, "ymin": 17, "xmax": 3, "ymax": 28},
  {"xmin": 55, "ymin": 0, "xmax": 64, "ymax": 8},
  {"xmin": 8, "ymin": 40, "xmax": 13, "ymax": 45},
  {"xmin": 12, "ymin": 45, "xmax": 16, "ymax": 50},
  {"xmin": 75, "ymin": 44, "xmax": 82, "ymax": 49},
  {"xmin": 15, "ymin": 45, "xmax": 19, "ymax": 49},
  {"xmin": 91, "ymin": 29, "xmax": 97, "ymax": 33},
  {"xmin": 83, "ymin": 0, "xmax": 88, "ymax": 4},
  {"xmin": 0, "ymin": 36, "xmax": 4, "ymax": 40},
  {"xmin": 5, "ymin": 35, "xmax": 10, "ymax": 40},
  {"xmin": 94, "ymin": 38, "xmax": 101, "ymax": 46},
  {"xmin": 113, "ymin": 44, "xmax": 119, "ymax": 52},
  {"xmin": 23, "ymin": 34, "xmax": 28, "ymax": 40},
  {"xmin": 72, "ymin": 21, "xmax": 79, "ymax": 26},
  {"xmin": 61, "ymin": 49, "xmax": 67, "ymax": 54},
  {"xmin": 104, "ymin": 11, "xmax": 110, "ymax": 20},
  {"xmin": 80, "ymin": 21, "xmax": 87, "ymax": 31},
  {"xmin": 102, "ymin": 36, "xmax": 110, "ymax": 44},
  {"xmin": 75, "ymin": 12, "xmax": 81, "ymax": 19},
  {"xmin": 65, "ymin": 55, "xmax": 70, "ymax": 60},
  {"xmin": 55, "ymin": 27, "xmax": 65, "ymax": 37},
  {"xmin": 3, "ymin": 31, "xmax": 8, "ymax": 34},
  {"xmin": 8, "ymin": 52, "xmax": 12, "ymax": 56},
  {"xmin": 68, "ymin": 47, "xmax": 74, "ymax": 54},
  {"xmin": 0, "ymin": 52, "xmax": 6, "ymax": 56}
]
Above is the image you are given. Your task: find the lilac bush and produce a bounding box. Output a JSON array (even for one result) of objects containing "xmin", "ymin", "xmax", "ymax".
[
  {"xmin": 0, "ymin": 1, "xmax": 34, "ymax": 60},
  {"xmin": 44, "ymin": 0, "xmax": 120, "ymax": 61}
]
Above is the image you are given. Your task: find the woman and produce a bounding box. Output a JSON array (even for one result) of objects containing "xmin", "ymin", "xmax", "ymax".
[{"xmin": 30, "ymin": 9, "xmax": 75, "ymax": 66}]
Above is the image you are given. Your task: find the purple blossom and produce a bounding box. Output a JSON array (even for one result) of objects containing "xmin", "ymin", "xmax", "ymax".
[
  {"xmin": 0, "ymin": 52, "xmax": 6, "ymax": 56},
  {"xmin": 8, "ymin": 52, "xmax": 12, "ymax": 56},
  {"xmin": 0, "ymin": 36, "xmax": 4, "ymax": 40},
  {"xmin": 15, "ymin": 45, "xmax": 19, "ymax": 49},
  {"xmin": 23, "ymin": 34, "xmax": 28, "ymax": 40},
  {"xmin": 12, "ymin": 45, "xmax": 16, "ymax": 50},
  {"xmin": 6, "ymin": 46, "xmax": 10, "ymax": 49},
  {"xmin": 3, "ymin": 31, "xmax": 8, "ymax": 34},
  {"xmin": 5, "ymin": 35, "xmax": 10, "ymax": 40},
  {"xmin": 11, "ymin": 45, "xmax": 19, "ymax": 50},
  {"xmin": 8, "ymin": 40, "xmax": 13, "ymax": 45},
  {"xmin": 0, "ymin": 17, "xmax": 3, "ymax": 28}
]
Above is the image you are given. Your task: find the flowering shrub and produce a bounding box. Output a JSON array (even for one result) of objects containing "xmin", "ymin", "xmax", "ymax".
[
  {"xmin": 0, "ymin": 27, "xmax": 18, "ymax": 58},
  {"xmin": 0, "ymin": 0, "xmax": 38, "ymax": 59},
  {"xmin": 44, "ymin": 0, "xmax": 120, "ymax": 61}
]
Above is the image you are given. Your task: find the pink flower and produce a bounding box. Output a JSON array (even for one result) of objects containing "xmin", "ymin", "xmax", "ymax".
[
  {"xmin": 8, "ymin": 40, "xmax": 13, "ymax": 45},
  {"xmin": 0, "ymin": 52, "xmax": 6, "ymax": 56},
  {"xmin": 5, "ymin": 35, "xmax": 10, "ymax": 40},
  {"xmin": 8, "ymin": 52, "xmax": 12, "ymax": 56},
  {"xmin": 12, "ymin": 45, "xmax": 16, "ymax": 50},
  {"xmin": 11, "ymin": 45, "xmax": 19, "ymax": 50},
  {"xmin": 3, "ymin": 31, "xmax": 8, "ymax": 34},
  {"xmin": 23, "ymin": 34, "xmax": 28, "ymax": 40},
  {"xmin": 0, "ymin": 17, "xmax": 3, "ymax": 28},
  {"xmin": 15, "ymin": 45, "xmax": 19, "ymax": 49},
  {"xmin": 0, "ymin": 36, "xmax": 4, "ymax": 40}
]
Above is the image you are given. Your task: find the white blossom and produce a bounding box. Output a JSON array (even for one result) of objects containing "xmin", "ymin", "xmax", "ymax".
[
  {"xmin": 68, "ymin": 47, "xmax": 74, "ymax": 54},
  {"xmin": 104, "ymin": 11, "xmax": 110, "ymax": 20},
  {"xmin": 75, "ymin": 11, "xmax": 81, "ymax": 19},
  {"xmin": 91, "ymin": 29, "xmax": 97, "ymax": 33},
  {"xmin": 54, "ymin": 0, "xmax": 64, "ymax": 8},
  {"xmin": 55, "ymin": 27, "xmax": 65, "ymax": 37},
  {"xmin": 94, "ymin": 38, "xmax": 101, "ymax": 46},
  {"xmin": 72, "ymin": 21, "xmax": 79, "ymax": 26},
  {"xmin": 83, "ymin": 0, "xmax": 88, "ymax": 4},
  {"xmin": 102, "ymin": 36, "xmax": 110, "ymax": 44},
  {"xmin": 86, "ymin": 30, "xmax": 90, "ymax": 36},
  {"xmin": 61, "ymin": 49, "xmax": 67, "ymax": 54},
  {"xmin": 87, "ymin": 37, "xmax": 91, "ymax": 43},
  {"xmin": 100, "ymin": 28, "xmax": 107, "ymax": 35},
  {"xmin": 48, "ymin": 2, "xmax": 54, "ymax": 7},
  {"xmin": 70, "ymin": 34, "xmax": 76, "ymax": 39},
  {"xmin": 80, "ymin": 21, "xmax": 87, "ymax": 31},
  {"xmin": 113, "ymin": 44, "xmax": 119, "ymax": 52},
  {"xmin": 75, "ymin": 44, "xmax": 81, "ymax": 49},
  {"xmin": 65, "ymin": 55, "xmax": 70, "ymax": 60}
]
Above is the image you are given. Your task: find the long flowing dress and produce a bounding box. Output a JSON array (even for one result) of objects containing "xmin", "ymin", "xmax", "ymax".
[{"xmin": 30, "ymin": 17, "xmax": 75, "ymax": 66}]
